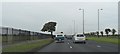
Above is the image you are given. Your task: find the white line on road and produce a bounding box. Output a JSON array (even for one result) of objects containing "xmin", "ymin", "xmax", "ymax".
[
  {"xmin": 70, "ymin": 46, "xmax": 72, "ymax": 48},
  {"xmin": 97, "ymin": 45, "xmax": 101, "ymax": 47},
  {"xmin": 68, "ymin": 43, "xmax": 69, "ymax": 44}
]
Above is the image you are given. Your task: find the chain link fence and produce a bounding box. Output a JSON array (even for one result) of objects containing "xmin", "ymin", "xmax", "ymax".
[{"xmin": 0, "ymin": 27, "xmax": 51, "ymax": 45}]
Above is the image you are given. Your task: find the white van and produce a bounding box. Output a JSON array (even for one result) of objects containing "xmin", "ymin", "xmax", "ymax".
[{"xmin": 72, "ymin": 34, "xmax": 86, "ymax": 44}]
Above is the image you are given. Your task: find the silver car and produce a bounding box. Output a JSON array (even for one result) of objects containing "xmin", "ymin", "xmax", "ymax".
[{"xmin": 72, "ymin": 34, "xmax": 86, "ymax": 44}]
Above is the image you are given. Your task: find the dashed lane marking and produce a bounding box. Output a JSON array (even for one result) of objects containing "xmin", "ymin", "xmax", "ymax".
[
  {"xmin": 97, "ymin": 45, "xmax": 101, "ymax": 47},
  {"xmin": 68, "ymin": 43, "xmax": 69, "ymax": 44},
  {"xmin": 70, "ymin": 46, "xmax": 72, "ymax": 48}
]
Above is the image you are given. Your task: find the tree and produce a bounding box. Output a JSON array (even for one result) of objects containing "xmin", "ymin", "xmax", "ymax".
[
  {"xmin": 41, "ymin": 22, "xmax": 57, "ymax": 38},
  {"xmin": 90, "ymin": 32, "xmax": 95, "ymax": 36},
  {"xmin": 105, "ymin": 28, "xmax": 111, "ymax": 37},
  {"xmin": 100, "ymin": 31, "xmax": 103, "ymax": 37},
  {"xmin": 96, "ymin": 31, "xmax": 99, "ymax": 37},
  {"xmin": 111, "ymin": 29, "xmax": 116, "ymax": 36}
]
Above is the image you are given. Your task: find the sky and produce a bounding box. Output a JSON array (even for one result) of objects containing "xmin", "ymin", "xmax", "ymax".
[
  {"xmin": 1, "ymin": 1, "xmax": 119, "ymax": 35},
  {"xmin": 1, "ymin": 0, "xmax": 119, "ymax": 2}
]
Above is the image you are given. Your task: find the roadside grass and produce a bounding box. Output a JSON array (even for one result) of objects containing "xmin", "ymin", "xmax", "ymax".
[
  {"xmin": 2, "ymin": 36, "xmax": 7, "ymax": 42},
  {"xmin": 86, "ymin": 36, "xmax": 119, "ymax": 44},
  {"xmin": 0, "ymin": 36, "xmax": 1, "ymax": 39},
  {"xmin": 2, "ymin": 38, "xmax": 54, "ymax": 52},
  {"xmin": 0, "ymin": 36, "xmax": 2, "ymax": 43}
]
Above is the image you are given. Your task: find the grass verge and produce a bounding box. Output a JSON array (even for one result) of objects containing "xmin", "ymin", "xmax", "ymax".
[
  {"xmin": 2, "ymin": 38, "xmax": 54, "ymax": 52},
  {"xmin": 0, "ymin": 36, "xmax": 1, "ymax": 43},
  {"xmin": 86, "ymin": 37, "xmax": 119, "ymax": 44}
]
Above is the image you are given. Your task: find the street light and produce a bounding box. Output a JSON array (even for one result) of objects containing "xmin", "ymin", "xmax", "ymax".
[
  {"xmin": 98, "ymin": 9, "xmax": 103, "ymax": 36},
  {"xmin": 72, "ymin": 20, "xmax": 76, "ymax": 34},
  {"xmin": 79, "ymin": 8, "xmax": 84, "ymax": 34}
]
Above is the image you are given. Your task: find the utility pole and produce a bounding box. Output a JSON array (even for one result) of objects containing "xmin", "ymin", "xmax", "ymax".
[
  {"xmin": 74, "ymin": 20, "xmax": 75, "ymax": 34},
  {"xmin": 79, "ymin": 8, "xmax": 84, "ymax": 34},
  {"xmin": 98, "ymin": 9, "xmax": 103, "ymax": 37}
]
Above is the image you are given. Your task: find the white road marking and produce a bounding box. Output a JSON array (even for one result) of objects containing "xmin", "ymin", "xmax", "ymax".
[
  {"xmin": 97, "ymin": 45, "xmax": 101, "ymax": 47},
  {"xmin": 68, "ymin": 43, "xmax": 69, "ymax": 44},
  {"xmin": 70, "ymin": 46, "xmax": 72, "ymax": 48}
]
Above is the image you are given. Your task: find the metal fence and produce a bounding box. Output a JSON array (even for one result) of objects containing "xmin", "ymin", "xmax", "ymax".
[{"xmin": 0, "ymin": 27, "xmax": 51, "ymax": 44}]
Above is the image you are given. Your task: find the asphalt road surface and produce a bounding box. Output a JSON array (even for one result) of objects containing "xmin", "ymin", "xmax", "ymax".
[{"xmin": 38, "ymin": 38, "xmax": 118, "ymax": 52}]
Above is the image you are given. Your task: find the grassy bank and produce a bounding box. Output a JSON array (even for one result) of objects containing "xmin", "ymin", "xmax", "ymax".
[
  {"xmin": 0, "ymin": 36, "xmax": 1, "ymax": 41},
  {"xmin": 3, "ymin": 38, "xmax": 54, "ymax": 52},
  {"xmin": 87, "ymin": 37, "xmax": 119, "ymax": 44},
  {"xmin": 2, "ymin": 36, "xmax": 40, "ymax": 42}
]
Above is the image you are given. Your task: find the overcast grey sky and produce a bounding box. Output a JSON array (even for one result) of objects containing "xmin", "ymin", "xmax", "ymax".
[
  {"xmin": 2, "ymin": 0, "xmax": 119, "ymax": 2},
  {"xmin": 2, "ymin": 2, "xmax": 118, "ymax": 34}
]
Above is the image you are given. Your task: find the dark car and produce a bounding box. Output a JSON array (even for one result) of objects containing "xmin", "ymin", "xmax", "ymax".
[{"xmin": 55, "ymin": 34, "xmax": 65, "ymax": 43}]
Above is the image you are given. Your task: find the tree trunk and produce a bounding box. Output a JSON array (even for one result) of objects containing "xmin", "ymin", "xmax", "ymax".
[
  {"xmin": 107, "ymin": 34, "xmax": 108, "ymax": 37},
  {"xmin": 102, "ymin": 34, "xmax": 103, "ymax": 37},
  {"xmin": 51, "ymin": 31, "xmax": 53, "ymax": 35},
  {"xmin": 118, "ymin": 35, "xmax": 119, "ymax": 38},
  {"xmin": 113, "ymin": 33, "xmax": 115, "ymax": 36},
  {"xmin": 50, "ymin": 31, "xmax": 53, "ymax": 39},
  {"xmin": 98, "ymin": 35, "xmax": 99, "ymax": 38}
]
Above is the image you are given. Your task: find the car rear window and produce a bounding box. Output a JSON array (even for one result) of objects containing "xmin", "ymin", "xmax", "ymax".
[
  {"xmin": 57, "ymin": 35, "xmax": 63, "ymax": 37},
  {"xmin": 77, "ymin": 35, "xmax": 84, "ymax": 37}
]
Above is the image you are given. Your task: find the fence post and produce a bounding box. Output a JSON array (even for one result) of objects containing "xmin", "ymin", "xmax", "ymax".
[
  {"xmin": 19, "ymin": 29, "xmax": 21, "ymax": 41},
  {"xmin": 6, "ymin": 28, "xmax": 8, "ymax": 44},
  {"xmin": 5, "ymin": 28, "xmax": 8, "ymax": 43},
  {"xmin": 8, "ymin": 28, "xmax": 13, "ymax": 44}
]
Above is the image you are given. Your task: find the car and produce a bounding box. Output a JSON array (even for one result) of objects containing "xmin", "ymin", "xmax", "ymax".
[
  {"xmin": 54, "ymin": 34, "xmax": 65, "ymax": 43},
  {"xmin": 72, "ymin": 34, "xmax": 86, "ymax": 44}
]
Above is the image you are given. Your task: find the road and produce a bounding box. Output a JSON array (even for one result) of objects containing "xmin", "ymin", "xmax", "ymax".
[{"xmin": 38, "ymin": 38, "xmax": 118, "ymax": 52}]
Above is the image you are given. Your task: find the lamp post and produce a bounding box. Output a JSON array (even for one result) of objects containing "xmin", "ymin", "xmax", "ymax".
[
  {"xmin": 73, "ymin": 20, "xmax": 75, "ymax": 34},
  {"xmin": 98, "ymin": 9, "xmax": 103, "ymax": 37},
  {"xmin": 79, "ymin": 8, "xmax": 84, "ymax": 34}
]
